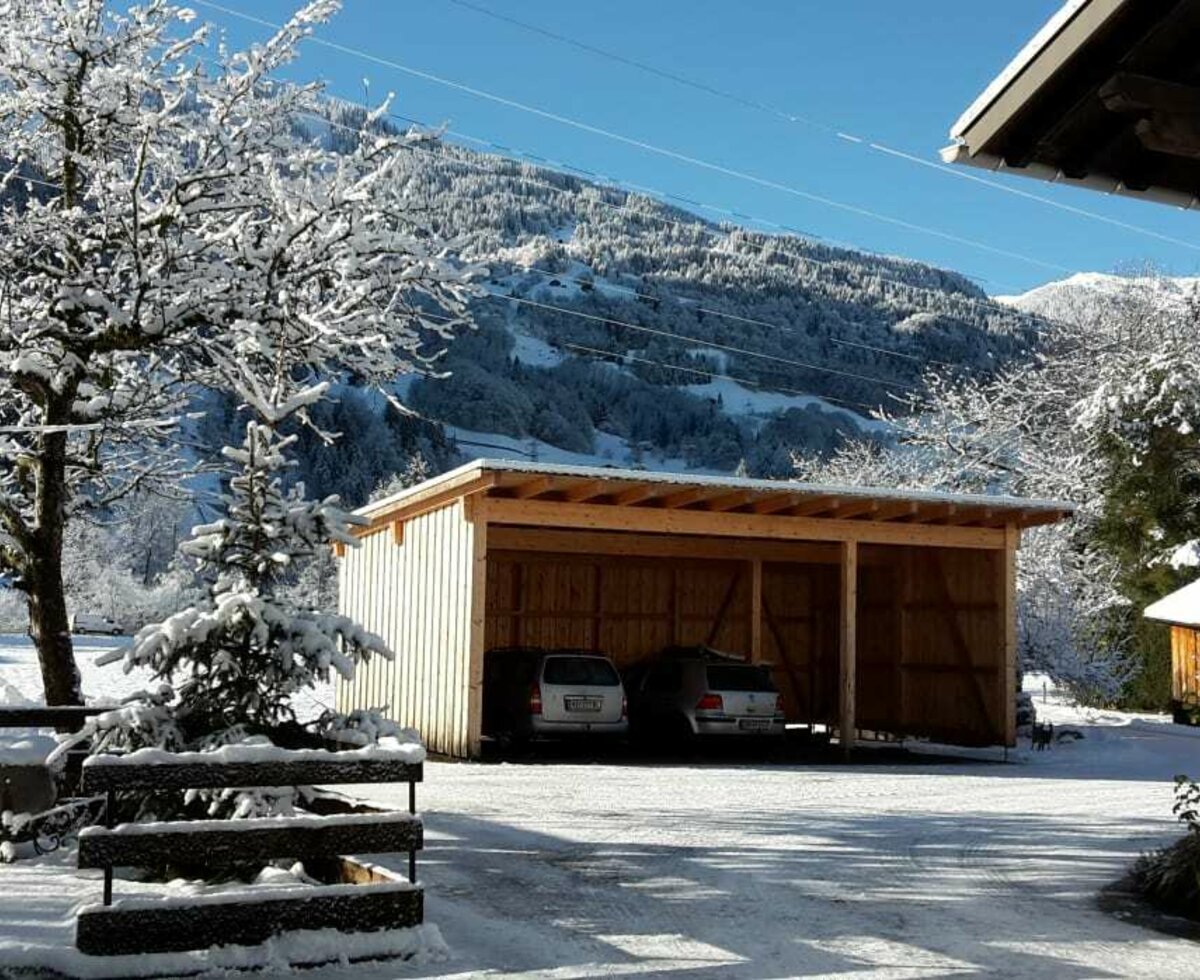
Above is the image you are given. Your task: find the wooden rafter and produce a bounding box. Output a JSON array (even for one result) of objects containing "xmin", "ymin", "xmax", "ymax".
[
  {"xmin": 788, "ymin": 496, "xmax": 841, "ymax": 517},
  {"xmin": 906, "ymin": 503, "xmax": 957, "ymax": 525},
  {"xmin": 612, "ymin": 483, "xmax": 663, "ymax": 507},
  {"xmin": 563, "ymin": 480, "xmax": 610, "ymax": 503},
  {"xmin": 872, "ymin": 500, "xmax": 919, "ymax": 522},
  {"xmin": 751, "ymin": 494, "xmax": 800, "ymax": 515},
  {"xmin": 827, "ymin": 500, "xmax": 879, "ymax": 521},
  {"xmin": 658, "ymin": 487, "xmax": 718, "ymax": 510},
  {"xmin": 703, "ymin": 490, "xmax": 753, "ymax": 512},
  {"xmin": 510, "ymin": 476, "xmax": 556, "ymax": 500}
]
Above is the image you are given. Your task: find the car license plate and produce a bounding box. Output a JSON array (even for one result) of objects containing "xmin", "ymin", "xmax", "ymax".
[
  {"xmin": 738, "ymin": 719, "xmax": 772, "ymax": 732},
  {"xmin": 565, "ymin": 696, "xmax": 601, "ymax": 712}
]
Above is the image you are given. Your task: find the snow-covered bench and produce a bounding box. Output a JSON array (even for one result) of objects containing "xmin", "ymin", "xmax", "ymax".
[{"xmin": 75, "ymin": 745, "xmax": 424, "ymax": 957}]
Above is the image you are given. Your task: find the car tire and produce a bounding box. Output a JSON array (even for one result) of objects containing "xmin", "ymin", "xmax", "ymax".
[{"xmin": 111, "ymin": 629, "xmax": 121, "ymax": 636}]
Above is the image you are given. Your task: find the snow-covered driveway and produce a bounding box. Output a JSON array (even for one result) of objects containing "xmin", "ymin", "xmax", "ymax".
[{"xmin": 347, "ymin": 719, "xmax": 1200, "ymax": 979}]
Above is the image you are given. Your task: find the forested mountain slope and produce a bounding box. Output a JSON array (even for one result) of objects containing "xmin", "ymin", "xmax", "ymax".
[{"xmin": 288, "ymin": 108, "xmax": 1055, "ymax": 490}]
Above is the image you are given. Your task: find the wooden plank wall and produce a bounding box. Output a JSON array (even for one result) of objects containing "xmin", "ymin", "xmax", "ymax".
[
  {"xmin": 856, "ymin": 544, "xmax": 1005, "ymax": 745},
  {"xmin": 336, "ymin": 501, "xmax": 476, "ymax": 758},
  {"xmin": 760, "ymin": 563, "xmax": 839, "ymax": 724},
  {"xmin": 1173, "ymin": 626, "xmax": 1200, "ymax": 702},
  {"xmin": 485, "ymin": 553, "xmax": 752, "ymax": 668}
]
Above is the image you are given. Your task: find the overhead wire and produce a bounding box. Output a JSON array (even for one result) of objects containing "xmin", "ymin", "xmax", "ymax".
[
  {"xmin": 440, "ymin": 0, "xmax": 1200, "ymax": 255},
  {"xmin": 189, "ymin": 0, "xmax": 1084, "ymax": 276}
]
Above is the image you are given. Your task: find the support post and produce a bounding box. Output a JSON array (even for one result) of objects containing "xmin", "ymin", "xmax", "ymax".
[
  {"xmin": 749, "ymin": 559, "xmax": 763, "ymax": 663},
  {"xmin": 1000, "ymin": 525, "xmax": 1019, "ymax": 748},
  {"xmin": 465, "ymin": 498, "xmax": 489, "ymax": 759},
  {"xmin": 839, "ymin": 540, "xmax": 858, "ymax": 758}
]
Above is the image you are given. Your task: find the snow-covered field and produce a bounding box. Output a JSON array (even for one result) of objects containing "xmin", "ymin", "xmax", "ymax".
[{"xmin": 4, "ymin": 637, "xmax": 1200, "ymax": 978}]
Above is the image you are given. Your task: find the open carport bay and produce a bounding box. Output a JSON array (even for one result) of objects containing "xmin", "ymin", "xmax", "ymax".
[{"xmin": 342, "ymin": 701, "xmax": 1200, "ymax": 980}]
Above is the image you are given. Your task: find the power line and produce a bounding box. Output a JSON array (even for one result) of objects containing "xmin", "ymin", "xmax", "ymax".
[
  {"xmin": 442, "ymin": 0, "xmax": 1200, "ymax": 255},
  {"xmin": 490, "ymin": 290, "xmax": 917, "ymax": 390},
  {"xmin": 190, "ymin": 0, "xmax": 1079, "ymax": 276},
  {"xmin": 301, "ymin": 103, "xmax": 1071, "ymax": 345},
  {"xmin": 300, "ymin": 103, "xmax": 1106, "ymax": 371}
]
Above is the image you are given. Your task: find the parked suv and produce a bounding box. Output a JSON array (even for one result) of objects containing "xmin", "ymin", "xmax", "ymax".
[
  {"xmin": 625, "ymin": 646, "xmax": 785, "ymax": 743},
  {"xmin": 483, "ymin": 647, "xmax": 629, "ymax": 744}
]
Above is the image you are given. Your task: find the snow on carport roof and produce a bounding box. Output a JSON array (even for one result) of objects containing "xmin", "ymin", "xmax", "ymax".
[
  {"xmin": 1145, "ymin": 579, "xmax": 1200, "ymax": 628},
  {"xmin": 359, "ymin": 457, "xmax": 1074, "ymax": 531}
]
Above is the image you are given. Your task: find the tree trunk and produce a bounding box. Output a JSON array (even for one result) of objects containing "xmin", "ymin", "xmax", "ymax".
[{"xmin": 28, "ymin": 426, "xmax": 81, "ymax": 706}]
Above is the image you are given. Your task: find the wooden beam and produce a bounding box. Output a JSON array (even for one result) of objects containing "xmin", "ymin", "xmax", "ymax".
[
  {"xmin": 873, "ymin": 500, "xmax": 919, "ymax": 522},
  {"xmin": 612, "ymin": 483, "xmax": 663, "ymax": 507},
  {"xmin": 563, "ymin": 479, "xmax": 610, "ymax": 503},
  {"xmin": 1000, "ymin": 524, "xmax": 1018, "ymax": 748},
  {"xmin": 839, "ymin": 540, "xmax": 858, "ymax": 757},
  {"xmin": 391, "ymin": 520, "xmax": 404, "ymax": 546},
  {"xmin": 944, "ymin": 507, "xmax": 994, "ymax": 527},
  {"xmin": 750, "ymin": 559, "xmax": 763, "ymax": 663},
  {"xmin": 476, "ymin": 498, "xmax": 1008, "ymax": 550},
  {"xmin": 486, "ymin": 526, "xmax": 843, "ymax": 564},
  {"xmin": 752, "ymin": 494, "xmax": 800, "ymax": 515},
  {"xmin": 788, "ymin": 496, "xmax": 841, "ymax": 517},
  {"xmin": 332, "ymin": 541, "xmax": 347, "ymax": 559},
  {"xmin": 907, "ymin": 503, "xmax": 956, "ymax": 524},
  {"xmin": 1099, "ymin": 72, "xmax": 1200, "ymax": 116},
  {"xmin": 355, "ymin": 473, "xmax": 497, "ymax": 537},
  {"xmin": 703, "ymin": 490, "xmax": 753, "ymax": 512},
  {"xmin": 827, "ymin": 500, "xmax": 879, "ymax": 520},
  {"xmin": 658, "ymin": 487, "xmax": 718, "ymax": 509},
  {"xmin": 466, "ymin": 517, "xmax": 489, "ymax": 759},
  {"xmin": 510, "ymin": 476, "xmax": 556, "ymax": 500}
]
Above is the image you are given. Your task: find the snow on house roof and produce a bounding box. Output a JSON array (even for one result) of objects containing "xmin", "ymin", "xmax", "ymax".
[
  {"xmin": 358, "ymin": 457, "xmax": 1074, "ymax": 532},
  {"xmin": 1145, "ymin": 580, "xmax": 1200, "ymax": 629}
]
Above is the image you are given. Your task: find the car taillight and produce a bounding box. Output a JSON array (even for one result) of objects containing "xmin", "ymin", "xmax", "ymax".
[
  {"xmin": 775, "ymin": 694, "xmax": 785, "ymax": 714},
  {"xmin": 529, "ymin": 683, "xmax": 542, "ymax": 715},
  {"xmin": 695, "ymin": 693, "xmax": 723, "ymax": 712},
  {"xmin": 621, "ymin": 693, "xmax": 628, "ymax": 717}
]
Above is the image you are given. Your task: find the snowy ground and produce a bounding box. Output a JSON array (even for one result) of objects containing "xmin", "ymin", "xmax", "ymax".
[{"xmin": 4, "ymin": 638, "xmax": 1200, "ymax": 978}]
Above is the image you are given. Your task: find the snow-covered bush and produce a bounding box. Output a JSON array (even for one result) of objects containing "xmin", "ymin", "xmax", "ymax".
[
  {"xmin": 1132, "ymin": 776, "xmax": 1200, "ymax": 921},
  {"xmin": 0, "ymin": 589, "xmax": 27, "ymax": 633}
]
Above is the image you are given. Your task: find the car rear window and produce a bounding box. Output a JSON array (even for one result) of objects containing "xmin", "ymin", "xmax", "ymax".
[
  {"xmin": 542, "ymin": 657, "xmax": 620, "ymax": 687},
  {"xmin": 705, "ymin": 665, "xmax": 776, "ymax": 692}
]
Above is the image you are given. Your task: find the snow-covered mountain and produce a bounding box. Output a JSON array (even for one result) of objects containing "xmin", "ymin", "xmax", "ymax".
[
  {"xmin": 999, "ymin": 271, "xmax": 1200, "ymax": 326},
  {"xmin": 279, "ymin": 107, "xmax": 1066, "ymax": 494}
]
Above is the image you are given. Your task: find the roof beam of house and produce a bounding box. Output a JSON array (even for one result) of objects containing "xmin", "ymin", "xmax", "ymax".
[
  {"xmin": 562, "ymin": 480, "xmax": 610, "ymax": 503},
  {"xmin": 510, "ymin": 476, "xmax": 557, "ymax": 500},
  {"xmin": 751, "ymin": 494, "xmax": 801, "ymax": 515},
  {"xmin": 872, "ymin": 500, "xmax": 920, "ymax": 522},
  {"xmin": 827, "ymin": 500, "xmax": 880, "ymax": 521}
]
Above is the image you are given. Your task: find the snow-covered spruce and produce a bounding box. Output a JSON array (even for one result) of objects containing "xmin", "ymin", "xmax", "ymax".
[{"xmin": 0, "ymin": 0, "xmax": 477, "ymax": 707}]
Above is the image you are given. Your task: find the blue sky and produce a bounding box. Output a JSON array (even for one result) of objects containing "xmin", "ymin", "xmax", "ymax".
[{"xmin": 201, "ymin": 0, "xmax": 1200, "ymax": 295}]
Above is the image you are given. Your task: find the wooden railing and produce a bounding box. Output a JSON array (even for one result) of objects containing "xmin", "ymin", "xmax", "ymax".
[{"xmin": 75, "ymin": 749, "xmax": 424, "ymax": 956}]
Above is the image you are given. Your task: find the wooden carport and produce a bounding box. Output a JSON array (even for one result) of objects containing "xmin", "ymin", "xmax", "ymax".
[{"xmin": 335, "ymin": 460, "xmax": 1072, "ymax": 758}]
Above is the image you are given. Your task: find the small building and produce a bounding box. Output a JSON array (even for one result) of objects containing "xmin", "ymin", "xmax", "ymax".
[
  {"xmin": 335, "ymin": 460, "xmax": 1072, "ymax": 758},
  {"xmin": 1144, "ymin": 579, "xmax": 1200, "ymax": 718},
  {"xmin": 943, "ymin": 0, "xmax": 1200, "ymax": 208}
]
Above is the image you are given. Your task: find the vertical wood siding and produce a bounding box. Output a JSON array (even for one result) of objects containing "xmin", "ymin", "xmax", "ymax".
[
  {"xmin": 337, "ymin": 501, "xmax": 476, "ymax": 758},
  {"xmin": 1174, "ymin": 626, "xmax": 1200, "ymax": 702}
]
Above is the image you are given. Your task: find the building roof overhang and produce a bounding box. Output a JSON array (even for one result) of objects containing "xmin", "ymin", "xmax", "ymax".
[{"xmin": 944, "ymin": 0, "xmax": 1200, "ymax": 207}]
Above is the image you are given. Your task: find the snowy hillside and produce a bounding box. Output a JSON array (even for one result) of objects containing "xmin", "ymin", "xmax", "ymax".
[
  {"xmin": 279, "ymin": 106, "xmax": 1058, "ymax": 486},
  {"xmin": 999, "ymin": 271, "xmax": 1200, "ymax": 325}
]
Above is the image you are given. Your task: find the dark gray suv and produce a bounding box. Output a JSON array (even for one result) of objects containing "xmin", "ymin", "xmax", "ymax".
[{"xmin": 625, "ymin": 646, "xmax": 785, "ymax": 743}]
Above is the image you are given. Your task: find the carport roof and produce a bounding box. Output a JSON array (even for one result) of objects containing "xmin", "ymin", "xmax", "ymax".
[{"xmin": 357, "ymin": 458, "xmax": 1074, "ymax": 533}]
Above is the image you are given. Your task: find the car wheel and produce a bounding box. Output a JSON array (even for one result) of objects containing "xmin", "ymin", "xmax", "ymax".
[{"xmin": 111, "ymin": 628, "xmax": 122, "ymax": 636}]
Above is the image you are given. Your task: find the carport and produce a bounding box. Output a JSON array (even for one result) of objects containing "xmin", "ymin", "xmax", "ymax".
[{"xmin": 335, "ymin": 460, "xmax": 1072, "ymax": 758}]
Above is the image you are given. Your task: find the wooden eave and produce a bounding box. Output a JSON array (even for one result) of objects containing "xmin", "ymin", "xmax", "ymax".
[
  {"xmin": 945, "ymin": 0, "xmax": 1200, "ymax": 206},
  {"xmin": 351, "ymin": 461, "xmax": 1073, "ymax": 545}
]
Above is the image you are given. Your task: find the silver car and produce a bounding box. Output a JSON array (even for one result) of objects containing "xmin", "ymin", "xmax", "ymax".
[
  {"xmin": 483, "ymin": 648, "xmax": 629, "ymax": 743},
  {"xmin": 626, "ymin": 648, "xmax": 785, "ymax": 742}
]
